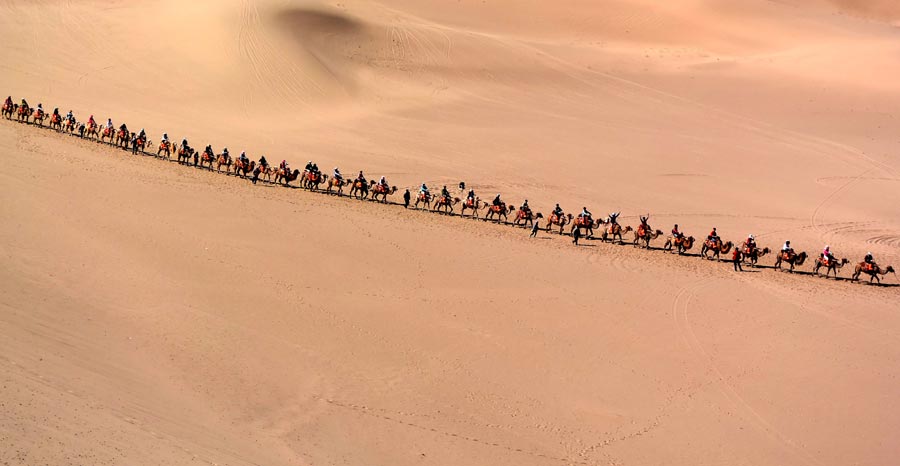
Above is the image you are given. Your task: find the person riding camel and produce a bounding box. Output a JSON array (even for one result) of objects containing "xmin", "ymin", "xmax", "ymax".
[
  {"xmin": 466, "ymin": 189, "xmax": 476, "ymax": 200},
  {"xmin": 492, "ymin": 194, "xmax": 503, "ymax": 207},
  {"xmin": 580, "ymin": 207, "xmax": 592, "ymax": 219},
  {"xmin": 379, "ymin": 176, "xmax": 388, "ymax": 188},
  {"xmin": 608, "ymin": 212, "xmax": 620, "ymax": 225},
  {"xmin": 161, "ymin": 133, "xmax": 169, "ymax": 144},
  {"xmin": 708, "ymin": 227, "xmax": 719, "ymax": 245},
  {"xmin": 781, "ymin": 240, "xmax": 793, "ymax": 259},
  {"xmin": 258, "ymin": 154, "xmax": 267, "ymax": 168},
  {"xmin": 106, "ymin": 118, "xmax": 113, "ymax": 130},
  {"xmin": 864, "ymin": 252, "xmax": 876, "ymax": 270},
  {"xmin": 745, "ymin": 234, "xmax": 757, "ymax": 252},
  {"xmin": 333, "ymin": 167, "xmax": 342, "ymax": 181},
  {"xmin": 138, "ymin": 128, "xmax": 146, "ymax": 140},
  {"xmin": 239, "ymin": 151, "xmax": 249, "ymax": 166},
  {"xmin": 820, "ymin": 245, "xmax": 836, "ymax": 265},
  {"xmin": 357, "ymin": 171, "xmax": 367, "ymax": 185},
  {"xmin": 36, "ymin": 103, "xmax": 43, "ymax": 113},
  {"xmin": 305, "ymin": 161, "xmax": 313, "ymax": 172},
  {"xmin": 521, "ymin": 199, "xmax": 530, "ymax": 212},
  {"xmin": 441, "ymin": 185, "xmax": 451, "ymax": 201},
  {"xmin": 52, "ymin": 107, "xmax": 59, "ymax": 116},
  {"xmin": 311, "ymin": 163, "xmax": 318, "ymax": 173},
  {"xmin": 20, "ymin": 98, "xmax": 29, "ymax": 109},
  {"xmin": 553, "ymin": 204, "xmax": 564, "ymax": 220},
  {"xmin": 87, "ymin": 114, "xmax": 95, "ymax": 127},
  {"xmin": 119, "ymin": 122, "xmax": 128, "ymax": 132},
  {"xmin": 420, "ymin": 183, "xmax": 429, "ymax": 197},
  {"xmin": 4, "ymin": 96, "xmax": 11, "ymax": 107},
  {"xmin": 672, "ymin": 224, "xmax": 682, "ymax": 239}
]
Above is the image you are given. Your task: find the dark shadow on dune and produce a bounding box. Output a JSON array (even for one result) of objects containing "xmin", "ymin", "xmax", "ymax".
[{"xmin": 273, "ymin": 7, "xmax": 366, "ymax": 36}]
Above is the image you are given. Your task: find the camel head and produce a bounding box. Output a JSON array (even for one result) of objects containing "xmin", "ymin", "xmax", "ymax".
[
  {"xmin": 390, "ymin": 186, "xmax": 397, "ymax": 194},
  {"xmin": 886, "ymin": 265, "xmax": 895, "ymax": 274},
  {"xmin": 623, "ymin": 225, "xmax": 633, "ymax": 233},
  {"xmin": 453, "ymin": 197, "xmax": 461, "ymax": 205},
  {"xmin": 369, "ymin": 179, "xmax": 376, "ymax": 187},
  {"xmin": 795, "ymin": 251, "xmax": 808, "ymax": 265},
  {"xmin": 760, "ymin": 247, "xmax": 771, "ymax": 256},
  {"xmin": 535, "ymin": 212, "xmax": 544, "ymax": 219},
  {"xmin": 654, "ymin": 229, "xmax": 664, "ymax": 237}
]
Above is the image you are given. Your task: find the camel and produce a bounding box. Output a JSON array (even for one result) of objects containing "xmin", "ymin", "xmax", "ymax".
[
  {"xmin": 460, "ymin": 197, "xmax": 481, "ymax": 218},
  {"xmin": 545, "ymin": 213, "xmax": 571, "ymax": 234},
  {"xmin": 484, "ymin": 203, "xmax": 514, "ymax": 222},
  {"xmin": 513, "ymin": 208, "xmax": 540, "ymax": 227},
  {"xmin": 601, "ymin": 223, "xmax": 633, "ymax": 243},
  {"xmin": 49, "ymin": 113, "xmax": 62, "ymax": 131},
  {"xmin": 100, "ymin": 126, "xmax": 115, "ymax": 144},
  {"xmin": 321, "ymin": 175, "xmax": 344, "ymax": 194},
  {"xmin": 700, "ymin": 238, "xmax": 733, "ymax": 260},
  {"xmin": 199, "ymin": 150, "xmax": 216, "ymax": 169},
  {"xmin": 348, "ymin": 179, "xmax": 369, "ymax": 200},
  {"xmin": 741, "ymin": 244, "xmax": 771, "ymax": 267},
  {"xmin": 851, "ymin": 263, "xmax": 895, "ymax": 284},
  {"xmin": 131, "ymin": 135, "xmax": 148, "ymax": 155},
  {"xmin": 32, "ymin": 109, "xmax": 46, "ymax": 126},
  {"xmin": 633, "ymin": 226, "xmax": 664, "ymax": 249},
  {"xmin": 663, "ymin": 235, "xmax": 695, "ymax": 255},
  {"xmin": 158, "ymin": 141, "xmax": 172, "ymax": 158},
  {"xmin": 414, "ymin": 191, "xmax": 432, "ymax": 209},
  {"xmin": 812, "ymin": 256, "xmax": 850, "ymax": 278},
  {"xmin": 369, "ymin": 180, "xmax": 396, "ymax": 203},
  {"xmin": 177, "ymin": 145, "xmax": 194, "ymax": 165},
  {"xmin": 64, "ymin": 117, "xmax": 76, "ymax": 134},
  {"xmin": 17, "ymin": 104, "xmax": 32, "ymax": 122},
  {"xmin": 302, "ymin": 171, "xmax": 327, "ymax": 190},
  {"xmin": 1, "ymin": 102, "xmax": 14, "ymax": 119},
  {"xmin": 115, "ymin": 128, "xmax": 130, "ymax": 149},
  {"xmin": 256, "ymin": 165, "xmax": 273, "ymax": 182},
  {"xmin": 217, "ymin": 154, "xmax": 232, "ymax": 173},
  {"xmin": 432, "ymin": 195, "xmax": 460, "ymax": 214},
  {"xmin": 84, "ymin": 122, "xmax": 99, "ymax": 140},
  {"xmin": 275, "ymin": 168, "xmax": 302, "ymax": 186},
  {"xmin": 232, "ymin": 158, "xmax": 255, "ymax": 178},
  {"xmin": 773, "ymin": 250, "xmax": 807, "ymax": 272},
  {"xmin": 571, "ymin": 215, "xmax": 600, "ymax": 238}
]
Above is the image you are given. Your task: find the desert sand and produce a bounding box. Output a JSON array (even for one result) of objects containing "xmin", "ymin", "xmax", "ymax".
[{"xmin": 1, "ymin": 1, "xmax": 899, "ymax": 465}]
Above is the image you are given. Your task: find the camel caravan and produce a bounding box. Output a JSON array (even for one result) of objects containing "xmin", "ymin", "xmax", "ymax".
[{"xmin": 4, "ymin": 94, "xmax": 896, "ymax": 286}]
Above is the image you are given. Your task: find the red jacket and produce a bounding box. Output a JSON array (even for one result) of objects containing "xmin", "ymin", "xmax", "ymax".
[{"xmin": 732, "ymin": 249, "xmax": 741, "ymax": 260}]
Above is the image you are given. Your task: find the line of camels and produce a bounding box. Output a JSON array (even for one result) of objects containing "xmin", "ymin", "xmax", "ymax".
[{"xmin": 3, "ymin": 99, "xmax": 895, "ymax": 284}]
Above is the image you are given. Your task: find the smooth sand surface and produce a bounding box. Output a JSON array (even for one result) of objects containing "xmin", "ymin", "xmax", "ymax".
[{"xmin": 1, "ymin": 1, "xmax": 899, "ymax": 465}]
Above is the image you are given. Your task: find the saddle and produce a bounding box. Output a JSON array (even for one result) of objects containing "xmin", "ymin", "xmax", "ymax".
[
  {"xmin": 576, "ymin": 216, "xmax": 592, "ymax": 226},
  {"xmin": 706, "ymin": 238, "xmax": 719, "ymax": 249},
  {"xmin": 550, "ymin": 213, "xmax": 563, "ymax": 224},
  {"xmin": 306, "ymin": 172, "xmax": 319, "ymax": 182},
  {"xmin": 491, "ymin": 203, "xmax": 505, "ymax": 213},
  {"xmin": 51, "ymin": 114, "xmax": 60, "ymax": 123},
  {"xmin": 608, "ymin": 224, "xmax": 621, "ymax": 235},
  {"xmin": 637, "ymin": 225, "xmax": 647, "ymax": 237},
  {"xmin": 781, "ymin": 251, "xmax": 792, "ymax": 261},
  {"xmin": 864, "ymin": 263, "xmax": 876, "ymax": 272},
  {"xmin": 465, "ymin": 198, "xmax": 475, "ymax": 208},
  {"xmin": 418, "ymin": 193, "xmax": 429, "ymax": 201}
]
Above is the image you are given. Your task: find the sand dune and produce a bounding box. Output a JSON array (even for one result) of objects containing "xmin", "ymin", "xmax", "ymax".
[{"xmin": 2, "ymin": 0, "xmax": 899, "ymax": 465}]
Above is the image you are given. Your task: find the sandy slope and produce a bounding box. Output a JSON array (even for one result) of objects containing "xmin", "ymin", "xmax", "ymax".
[{"xmin": 1, "ymin": 0, "xmax": 899, "ymax": 465}]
